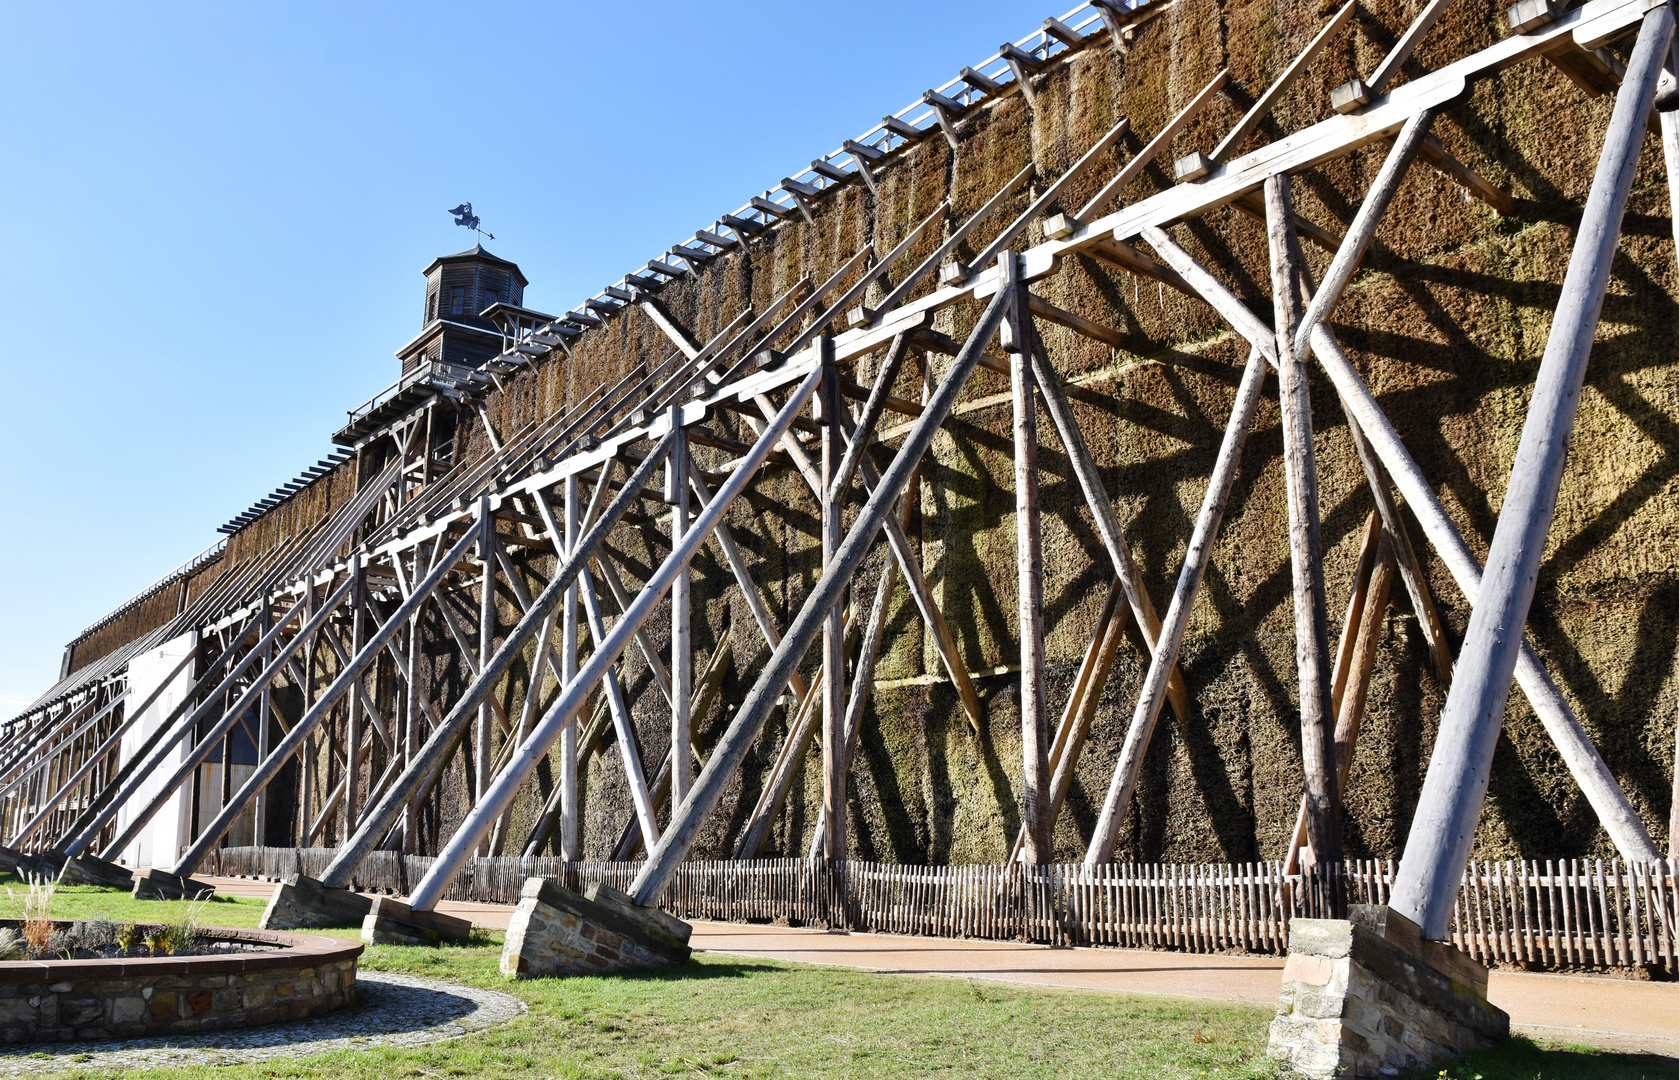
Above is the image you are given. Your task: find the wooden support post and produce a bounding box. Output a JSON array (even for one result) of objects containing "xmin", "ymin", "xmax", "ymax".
[
  {"xmin": 522, "ymin": 485, "xmax": 660, "ymax": 854},
  {"xmin": 1008, "ymin": 273, "xmax": 1052, "ymax": 864},
  {"xmin": 593, "ymin": 549, "xmax": 677, "ymax": 707},
  {"xmin": 828, "ymin": 335, "xmax": 911, "ymax": 501},
  {"xmin": 1343, "ymin": 419, "xmax": 1454, "ymax": 686},
  {"xmin": 316, "ymin": 431, "xmax": 678, "ymax": 889},
  {"xmin": 818, "ymin": 338, "xmax": 848, "ymax": 861},
  {"xmin": 669, "ymin": 407, "xmax": 693, "ymax": 809},
  {"xmin": 1268, "ymin": 173, "xmax": 1343, "ymax": 896},
  {"xmin": 1012, "ymin": 581, "xmax": 1126, "ymax": 863},
  {"xmin": 1670, "ymin": 705, "xmax": 1679, "ymax": 862},
  {"xmin": 1085, "ymin": 348, "xmax": 1269, "ymax": 866},
  {"xmin": 1391, "ymin": 4, "xmax": 1674, "ymax": 940},
  {"xmin": 810, "ymin": 546, "xmax": 900, "ymax": 859},
  {"xmin": 611, "ymin": 633, "xmax": 732, "ymax": 860},
  {"xmin": 1334, "ymin": 539, "xmax": 1397, "ymax": 788},
  {"xmin": 560, "ymin": 473, "xmax": 581, "ymax": 861},
  {"xmin": 344, "ymin": 560, "xmax": 365, "ymax": 837},
  {"xmin": 1284, "ymin": 514, "xmax": 1398, "ymax": 874},
  {"xmin": 401, "ymin": 581, "xmax": 421, "ymax": 854},
  {"xmin": 1293, "ymin": 110, "xmax": 1434, "ymax": 360},
  {"xmin": 476, "ymin": 497, "xmax": 495, "ymax": 815}
]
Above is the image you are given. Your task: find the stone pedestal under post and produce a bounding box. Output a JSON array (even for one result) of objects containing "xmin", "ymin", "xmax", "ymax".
[
  {"xmin": 132, "ymin": 867, "xmax": 216, "ymax": 901},
  {"xmin": 59, "ymin": 853, "xmax": 137, "ymax": 890},
  {"xmin": 259, "ymin": 874, "xmax": 374, "ymax": 930},
  {"xmin": 1267, "ymin": 904, "xmax": 1508, "ymax": 1078},
  {"xmin": 16, "ymin": 850, "xmax": 67, "ymax": 881},
  {"xmin": 361, "ymin": 896, "xmax": 472, "ymax": 945},
  {"xmin": 501, "ymin": 878, "xmax": 692, "ymax": 977}
]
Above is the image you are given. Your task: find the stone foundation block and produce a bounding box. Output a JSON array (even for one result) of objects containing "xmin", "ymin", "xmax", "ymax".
[
  {"xmin": 15, "ymin": 850, "xmax": 66, "ymax": 881},
  {"xmin": 132, "ymin": 868, "xmax": 216, "ymax": 901},
  {"xmin": 361, "ymin": 896, "xmax": 471, "ymax": 945},
  {"xmin": 0, "ymin": 847, "xmax": 20, "ymax": 875},
  {"xmin": 259, "ymin": 874, "xmax": 373, "ymax": 930},
  {"xmin": 501, "ymin": 877, "xmax": 691, "ymax": 978},
  {"xmin": 1267, "ymin": 905, "xmax": 1508, "ymax": 1078},
  {"xmin": 59, "ymin": 854, "xmax": 137, "ymax": 890}
]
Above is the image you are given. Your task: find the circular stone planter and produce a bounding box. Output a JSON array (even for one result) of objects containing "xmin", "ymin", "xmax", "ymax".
[{"xmin": 0, "ymin": 925, "xmax": 361, "ymax": 1043}]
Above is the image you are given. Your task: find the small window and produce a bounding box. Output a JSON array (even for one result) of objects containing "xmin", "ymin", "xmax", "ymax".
[
  {"xmin": 450, "ymin": 287, "xmax": 465, "ymax": 315},
  {"xmin": 485, "ymin": 290, "xmax": 499, "ymax": 309},
  {"xmin": 426, "ymin": 293, "xmax": 437, "ymax": 321}
]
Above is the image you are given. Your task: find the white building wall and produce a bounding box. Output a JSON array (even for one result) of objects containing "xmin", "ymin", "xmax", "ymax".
[{"xmin": 113, "ymin": 633, "xmax": 196, "ymax": 869}]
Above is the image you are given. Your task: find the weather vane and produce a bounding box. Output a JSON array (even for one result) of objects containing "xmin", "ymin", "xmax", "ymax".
[{"xmin": 448, "ymin": 203, "xmax": 495, "ymax": 241}]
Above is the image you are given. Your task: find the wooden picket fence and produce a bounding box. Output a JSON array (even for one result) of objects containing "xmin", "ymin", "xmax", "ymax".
[{"xmin": 210, "ymin": 847, "xmax": 1678, "ymax": 974}]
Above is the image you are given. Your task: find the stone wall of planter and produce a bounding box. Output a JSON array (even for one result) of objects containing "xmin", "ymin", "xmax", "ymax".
[{"xmin": 0, "ymin": 925, "xmax": 361, "ymax": 1042}]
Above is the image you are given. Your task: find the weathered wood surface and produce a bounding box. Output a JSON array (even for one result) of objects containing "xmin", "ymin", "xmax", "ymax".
[
  {"xmin": 1391, "ymin": 5, "xmax": 1675, "ymax": 938},
  {"xmin": 1267, "ymin": 174, "xmax": 1342, "ymax": 888}
]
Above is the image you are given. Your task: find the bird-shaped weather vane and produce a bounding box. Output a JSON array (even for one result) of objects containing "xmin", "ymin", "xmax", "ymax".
[{"xmin": 448, "ymin": 203, "xmax": 495, "ymax": 241}]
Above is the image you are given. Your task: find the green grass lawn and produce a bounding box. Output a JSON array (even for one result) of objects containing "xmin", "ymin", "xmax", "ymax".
[{"xmin": 1, "ymin": 878, "xmax": 1674, "ymax": 1079}]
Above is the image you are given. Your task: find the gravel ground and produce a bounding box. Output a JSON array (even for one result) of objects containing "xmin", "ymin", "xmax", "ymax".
[{"xmin": 0, "ymin": 973, "xmax": 525, "ymax": 1074}]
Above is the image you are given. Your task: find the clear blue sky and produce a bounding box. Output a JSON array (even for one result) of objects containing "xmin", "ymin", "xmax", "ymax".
[{"xmin": 0, "ymin": 0, "xmax": 1053, "ymax": 712}]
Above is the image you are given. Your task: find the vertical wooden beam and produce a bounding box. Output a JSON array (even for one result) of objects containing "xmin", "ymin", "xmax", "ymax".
[
  {"xmin": 344, "ymin": 558, "xmax": 365, "ymax": 836},
  {"xmin": 401, "ymin": 578, "xmax": 421, "ymax": 854},
  {"xmin": 1285, "ymin": 514, "xmax": 1392, "ymax": 874},
  {"xmin": 1008, "ymin": 271, "xmax": 1052, "ymax": 864},
  {"xmin": 560, "ymin": 474, "xmax": 581, "ymax": 862},
  {"xmin": 668, "ymin": 408, "xmax": 694, "ymax": 809},
  {"xmin": 810, "ymin": 554, "xmax": 900, "ymax": 860},
  {"xmin": 818, "ymin": 336, "xmax": 849, "ymax": 861},
  {"xmin": 1391, "ymin": 4, "xmax": 1673, "ymax": 939},
  {"xmin": 219, "ymin": 728, "xmax": 232, "ymax": 844},
  {"xmin": 475, "ymin": 497, "xmax": 495, "ymax": 815},
  {"xmin": 1669, "ymin": 704, "xmax": 1679, "ymax": 862},
  {"xmin": 1267, "ymin": 173, "xmax": 1343, "ymax": 889},
  {"xmin": 254, "ymin": 599, "xmax": 272, "ymax": 846}
]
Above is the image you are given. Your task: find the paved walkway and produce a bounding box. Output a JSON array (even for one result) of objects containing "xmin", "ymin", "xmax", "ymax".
[
  {"xmin": 0, "ymin": 974, "xmax": 523, "ymax": 1076},
  {"xmin": 203, "ymin": 876, "xmax": 1679, "ymax": 1058}
]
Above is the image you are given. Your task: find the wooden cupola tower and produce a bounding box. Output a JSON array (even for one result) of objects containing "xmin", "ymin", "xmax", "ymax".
[{"xmin": 396, "ymin": 245, "xmax": 530, "ymax": 374}]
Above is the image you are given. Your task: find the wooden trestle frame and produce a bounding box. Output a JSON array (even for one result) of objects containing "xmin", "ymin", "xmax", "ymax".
[{"xmin": 7, "ymin": 0, "xmax": 1677, "ymax": 941}]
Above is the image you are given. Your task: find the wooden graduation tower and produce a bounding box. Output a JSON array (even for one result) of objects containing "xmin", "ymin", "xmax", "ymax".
[{"xmin": 9, "ymin": 0, "xmax": 1679, "ymax": 1071}]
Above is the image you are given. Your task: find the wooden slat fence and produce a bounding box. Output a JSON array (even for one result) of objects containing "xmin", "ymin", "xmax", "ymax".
[{"xmin": 210, "ymin": 848, "xmax": 1677, "ymax": 974}]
